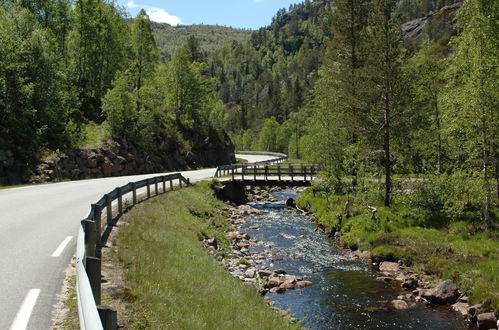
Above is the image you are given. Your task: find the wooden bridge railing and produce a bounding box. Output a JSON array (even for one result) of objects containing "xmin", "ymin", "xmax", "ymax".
[{"xmin": 215, "ymin": 163, "xmax": 320, "ymax": 182}]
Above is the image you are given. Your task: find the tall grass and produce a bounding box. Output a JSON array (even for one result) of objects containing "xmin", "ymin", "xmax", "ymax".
[{"xmin": 115, "ymin": 182, "xmax": 297, "ymax": 329}]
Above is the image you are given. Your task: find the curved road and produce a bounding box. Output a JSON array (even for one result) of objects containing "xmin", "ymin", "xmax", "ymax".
[{"xmin": 0, "ymin": 154, "xmax": 274, "ymax": 330}]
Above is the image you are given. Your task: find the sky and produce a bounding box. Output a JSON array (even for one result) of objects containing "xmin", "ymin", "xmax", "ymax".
[{"xmin": 119, "ymin": 0, "xmax": 300, "ymax": 29}]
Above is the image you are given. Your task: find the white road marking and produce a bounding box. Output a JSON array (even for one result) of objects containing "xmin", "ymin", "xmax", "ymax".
[
  {"xmin": 51, "ymin": 236, "xmax": 73, "ymax": 257},
  {"xmin": 9, "ymin": 289, "xmax": 40, "ymax": 330}
]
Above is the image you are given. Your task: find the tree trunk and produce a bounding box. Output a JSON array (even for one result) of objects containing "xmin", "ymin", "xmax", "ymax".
[{"xmin": 383, "ymin": 90, "xmax": 391, "ymax": 207}]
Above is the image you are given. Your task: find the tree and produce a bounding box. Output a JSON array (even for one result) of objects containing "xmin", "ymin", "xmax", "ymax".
[
  {"xmin": 444, "ymin": 0, "xmax": 498, "ymax": 226},
  {"xmin": 363, "ymin": 0, "xmax": 404, "ymax": 206},
  {"xmin": 0, "ymin": 5, "xmax": 77, "ymax": 176},
  {"xmin": 69, "ymin": 0, "xmax": 130, "ymax": 121},
  {"xmin": 407, "ymin": 36, "xmax": 446, "ymax": 173},
  {"xmin": 185, "ymin": 35, "xmax": 204, "ymax": 63}
]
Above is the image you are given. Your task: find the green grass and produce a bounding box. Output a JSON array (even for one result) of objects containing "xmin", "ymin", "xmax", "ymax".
[
  {"xmin": 76, "ymin": 122, "xmax": 110, "ymax": 149},
  {"xmin": 0, "ymin": 183, "xmax": 33, "ymax": 190},
  {"xmin": 235, "ymin": 158, "xmax": 248, "ymax": 164},
  {"xmin": 115, "ymin": 182, "xmax": 297, "ymax": 329},
  {"xmin": 297, "ymin": 188, "xmax": 499, "ymax": 312}
]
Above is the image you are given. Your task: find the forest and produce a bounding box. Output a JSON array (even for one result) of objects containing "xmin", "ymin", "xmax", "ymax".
[{"xmin": 0, "ymin": 0, "xmax": 236, "ymax": 184}]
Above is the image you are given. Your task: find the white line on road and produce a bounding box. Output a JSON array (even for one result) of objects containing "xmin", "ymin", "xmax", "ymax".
[
  {"xmin": 9, "ymin": 289, "xmax": 40, "ymax": 330},
  {"xmin": 51, "ymin": 236, "xmax": 73, "ymax": 257}
]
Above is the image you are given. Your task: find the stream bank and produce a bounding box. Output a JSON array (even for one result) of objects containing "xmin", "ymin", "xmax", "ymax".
[{"xmin": 215, "ymin": 186, "xmax": 471, "ymax": 329}]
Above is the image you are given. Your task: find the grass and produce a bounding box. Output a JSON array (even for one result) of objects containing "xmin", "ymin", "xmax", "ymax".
[
  {"xmin": 114, "ymin": 181, "xmax": 297, "ymax": 329},
  {"xmin": 297, "ymin": 188, "xmax": 499, "ymax": 312},
  {"xmin": 0, "ymin": 183, "xmax": 32, "ymax": 190},
  {"xmin": 76, "ymin": 122, "xmax": 110, "ymax": 149}
]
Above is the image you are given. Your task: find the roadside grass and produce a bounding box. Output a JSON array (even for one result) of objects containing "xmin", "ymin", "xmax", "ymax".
[
  {"xmin": 235, "ymin": 157, "xmax": 248, "ymax": 164},
  {"xmin": 297, "ymin": 188, "xmax": 499, "ymax": 312},
  {"xmin": 115, "ymin": 182, "xmax": 297, "ymax": 329},
  {"xmin": 0, "ymin": 183, "xmax": 32, "ymax": 190}
]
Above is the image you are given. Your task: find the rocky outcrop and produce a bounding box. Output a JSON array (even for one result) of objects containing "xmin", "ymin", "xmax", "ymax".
[
  {"xmin": 401, "ymin": 2, "xmax": 463, "ymax": 39},
  {"xmin": 30, "ymin": 134, "xmax": 235, "ymax": 183}
]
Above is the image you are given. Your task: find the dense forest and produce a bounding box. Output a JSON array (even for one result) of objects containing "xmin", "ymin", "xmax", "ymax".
[
  {"xmin": 146, "ymin": 22, "xmax": 251, "ymax": 59},
  {"xmin": 0, "ymin": 0, "xmax": 236, "ymax": 184}
]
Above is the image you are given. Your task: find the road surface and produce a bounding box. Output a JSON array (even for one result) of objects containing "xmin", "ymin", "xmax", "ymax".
[{"xmin": 0, "ymin": 154, "xmax": 274, "ymax": 330}]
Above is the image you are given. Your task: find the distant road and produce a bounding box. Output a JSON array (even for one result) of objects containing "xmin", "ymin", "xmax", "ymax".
[{"xmin": 0, "ymin": 154, "xmax": 274, "ymax": 330}]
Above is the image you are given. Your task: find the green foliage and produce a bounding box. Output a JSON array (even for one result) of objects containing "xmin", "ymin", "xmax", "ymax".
[{"xmin": 0, "ymin": 4, "xmax": 78, "ymax": 171}]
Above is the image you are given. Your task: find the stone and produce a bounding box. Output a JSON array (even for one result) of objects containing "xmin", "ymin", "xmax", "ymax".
[
  {"xmin": 468, "ymin": 304, "xmax": 483, "ymax": 317},
  {"xmin": 352, "ymin": 250, "xmax": 372, "ymax": 260},
  {"xmin": 379, "ymin": 262, "xmax": 399, "ymax": 272},
  {"xmin": 225, "ymin": 231, "xmax": 240, "ymax": 240},
  {"xmin": 205, "ymin": 237, "xmax": 218, "ymax": 249},
  {"xmin": 258, "ymin": 269, "xmax": 273, "ymax": 277},
  {"xmin": 296, "ymin": 281, "xmax": 313, "ymax": 287},
  {"xmin": 422, "ymin": 280, "xmax": 459, "ymax": 305},
  {"xmin": 269, "ymin": 287, "xmax": 285, "ymax": 294},
  {"xmin": 477, "ymin": 312, "xmax": 497, "ymax": 330},
  {"xmin": 451, "ymin": 302, "xmax": 469, "ymax": 318},
  {"xmin": 391, "ymin": 300, "xmax": 409, "ymax": 310},
  {"xmin": 376, "ymin": 276, "xmax": 394, "ymax": 282},
  {"xmin": 274, "ymin": 269, "xmax": 286, "ymax": 274},
  {"xmin": 402, "ymin": 279, "xmax": 419, "ymax": 290},
  {"xmin": 245, "ymin": 269, "xmax": 256, "ymax": 278},
  {"xmin": 279, "ymin": 280, "xmax": 295, "ymax": 290},
  {"xmin": 267, "ymin": 277, "xmax": 281, "ymax": 288}
]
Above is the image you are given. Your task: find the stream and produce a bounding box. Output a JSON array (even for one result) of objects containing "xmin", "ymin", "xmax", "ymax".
[{"xmin": 241, "ymin": 188, "xmax": 468, "ymax": 329}]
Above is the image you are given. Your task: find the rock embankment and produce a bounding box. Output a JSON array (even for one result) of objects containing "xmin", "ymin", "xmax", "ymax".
[{"xmin": 369, "ymin": 260, "xmax": 498, "ymax": 328}]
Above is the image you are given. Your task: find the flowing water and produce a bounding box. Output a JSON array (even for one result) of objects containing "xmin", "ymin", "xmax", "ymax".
[{"xmin": 242, "ymin": 188, "xmax": 468, "ymax": 329}]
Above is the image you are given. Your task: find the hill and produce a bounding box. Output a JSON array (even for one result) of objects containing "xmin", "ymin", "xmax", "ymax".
[{"xmin": 149, "ymin": 22, "xmax": 252, "ymax": 58}]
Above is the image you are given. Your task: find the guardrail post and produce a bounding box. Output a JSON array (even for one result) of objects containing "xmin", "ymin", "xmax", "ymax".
[
  {"xmin": 86, "ymin": 256, "xmax": 101, "ymax": 305},
  {"xmin": 131, "ymin": 182, "xmax": 137, "ymax": 204},
  {"xmin": 253, "ymin": 165, "xmax": 257, "ymax": 181},
  {"xmin": 304, "ymin": 166, "xmax": 307, "ymax": 181},
  {"xmin": 290, "ymin": 165, "xmax": 294, "ymax": 181},
  {"xmin": 84, "ymin": 219, "xmax": 97, "ymax": 258},
  {"xmin": 231, "ymin": 167, "xmax": 235, "ymax": 181},
  {"xmin": 241, "ymin": 166, "xmax": 245, "ymax": 181},
  {"xmin": 105, "ymin": 194, "xmax": 112, "ymax": 225},
  {"xmin": 91, "ymin": 204, "xmax": 102, "ymax": 241},
  {"xmin": 179, "ymin": 176, "xmax": 182, "ymax": 188},
  {"xmin": 117, "ymin": 187, "xmax": 123, "ymax": 215},
  {"xmin": 162, "ymin": 176, "xmax": 166, "ymax": 193},
  {"xmin": 154, "ymin": 177, "xmax": 158, "ymax": 195},
  {"xmin": 98, "ymin": 306, "xmax": 118, "ymax": 330},
  {"xmin": 278, "ymin": 165, "xmax": 281, "ymax": 181},
  {"xmin": 187, "ymin": 178, "xmax": 191, "ymax": 185},
  {"xmin": 170, "ymin": 178, "xmax": 174, "ymax": 190},
  {"xmin": 147, "ymin": 179, "xmax": 151, "ymax": 198}
]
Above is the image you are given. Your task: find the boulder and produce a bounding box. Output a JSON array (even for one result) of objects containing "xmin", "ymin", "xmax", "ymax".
[
  {"xmin": 391, "ymin": 300, "xmax": 409, "ymax": 310},
  {"xmin": 422, "ymin": 280, "xmax": 459, "ymax": 305},
  {"xmin": 379, "ymin": 262, "xmax": 399, "ymax": 272},
  {"xmin": 274, "ymin": 269, "xmax": 286, "ymax": 274},
  {"xmin": 477, "ymin": 312, "xmax": 497, "ymax": 330},
  {"xmin": 296, "ymin": 281, "xmax": 313, "ymax": 287},
  {"xmin": 205, "ymin": 237, "xmax": 218, "ymax": 249},
  {"xmin": 258, "ymin": 269, "xmax": 273, "ymax": 277},
  {"xmin": 244, "ymin": 268, "xmax": 256, "ymax": 278},
  {"xmin": 267, "ymin": 277, "xmax": 281, "ymax": 288},
  {"xmin": 279, "ymin": 280, "xmax": 295, "ymax": 290},
  {"xmin": 376, "ymin": 276, "xmax": 394, "ymax": 282}
]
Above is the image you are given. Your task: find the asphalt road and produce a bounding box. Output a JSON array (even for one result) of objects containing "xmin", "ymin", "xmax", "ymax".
[{"xmin": 0, "ymin": 154, "xmax": 274, "ymax": 330}]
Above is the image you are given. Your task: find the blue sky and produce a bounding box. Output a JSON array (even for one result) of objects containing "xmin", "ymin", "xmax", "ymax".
[{"xmin": 119, "ymin": 0, "xmax": 300, "ymax": 29}]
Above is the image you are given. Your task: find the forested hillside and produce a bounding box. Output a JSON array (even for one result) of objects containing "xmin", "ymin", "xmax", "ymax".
[
  {"xmin": 0, "ymin": 0, "xmax": 234, "ymax": 184},
  {"xmin": 147, "ymin": 22, "xmax": 251, "ymax": 58}
]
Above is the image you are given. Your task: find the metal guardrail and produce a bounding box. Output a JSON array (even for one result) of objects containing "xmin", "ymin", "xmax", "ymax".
[
  {"xmin": 76, "ymin": 152, "xmax": 288, "ymax": 329},
  {"xmin": 76, "ymin": 173, "xmax": 192, "ymax": 329}
]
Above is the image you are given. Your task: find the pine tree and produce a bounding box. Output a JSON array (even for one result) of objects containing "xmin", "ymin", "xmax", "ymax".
[{"xmin": 363, "ymin": 0, "xmax": 404, "ymax": 206}]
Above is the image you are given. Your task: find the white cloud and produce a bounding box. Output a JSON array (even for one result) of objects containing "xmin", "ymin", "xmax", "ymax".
[
  {"xmin": 126, "ymin": 1, "xmax": 138, "ymax": 8},
  {"xmin": 126, "ymin": 1, "xmax": 181, "ymax": 26},
  {"xmin": 146, "ymin": 8, "xmax": 181, "ymax": 25}
]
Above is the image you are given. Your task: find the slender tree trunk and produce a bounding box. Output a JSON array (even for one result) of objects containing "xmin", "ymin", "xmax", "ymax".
[
  {"xmin": 383, "ymin": 90, "xmax": 391, "ymax": 206},
  {"xmin": 433, "ymin": 91, "xmax": 443, "ymax": 174},
  {"xmin": 478, "ymin": 15, "xmax": 491, "ymax": 227}
]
